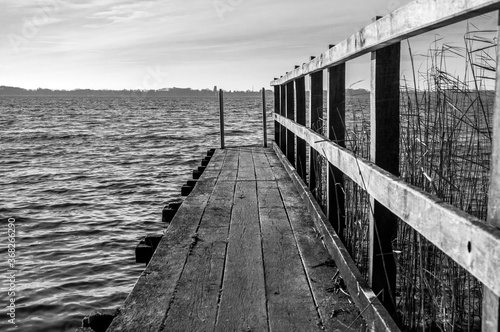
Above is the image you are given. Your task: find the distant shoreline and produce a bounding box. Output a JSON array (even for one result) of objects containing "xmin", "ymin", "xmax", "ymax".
[{"xmin": 0, "ymin": 85, "xmax": 370, "ymax": 98}]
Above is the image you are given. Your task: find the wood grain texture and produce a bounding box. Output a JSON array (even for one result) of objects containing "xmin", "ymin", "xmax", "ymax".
[
  {"xmin": 368, "ymin": 42, "xmax": 400, "ymax": 315},
  {"xmin": 327, "ymin": 64, "xmax": 346, "ymax": 240},
  {"xmin": 274, "ymin": 114, "xmax": 500, "ymax": 296},
  {"xmin": 286, "ymin": 81, "xmax": 295, "ymax": 166},
  {"xmin": 215, "ymin": 181, "xmax": 268, "ymax": 331},
  {"xmin": 273, "ymin": 142, "xmax": 400, "ymax": 331},
  {"xmin": 271, "ymin": 0, "xmax": 500, "ymax": 86},
  {"xmin": 482, "ymin": 19, "xmax": 500, "ymax": 331},
  {"xmin": 257, "ymin": 180, "xmax": 321, "ymax": 331},
  {"xmin": 280, "ymin": 85, "xmax": 287, "ymax": 153},
  {"xmin": 295, "ymin": 77, "xmax": 307, "ymax": 182},
  {"xmin": 274, "ymin": 86, "xmax": 280, "ymax": 144},
  {"xmin": 107, "ymin": 172, "xmax": 221, "ymax": 332},
  {"xmin": 275, "ymin": 142, "xmax": 399, "ymax": 331},
  {"xmin": 162, "ymin": 177, "xmax": 236, "ymax": 331},
  {"xmin": 309, "ymin": 71, "xmax": 323, "ymax": 198},
  {"xmin": 273, "ymin": 170, "xmax": 366, "ymax": 330}
]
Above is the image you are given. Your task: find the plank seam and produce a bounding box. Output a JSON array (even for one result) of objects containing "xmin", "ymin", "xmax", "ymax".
[
  {"xmin": 268, "ymin": 154, "xmax": 325, "ymax": 329},
  {"xmin": 160, "ymin": 149, "xmax": 227, "ymax": 331},
  {"xmin": 253, "ymin": 148, "xmax": 272, "ymax": 332},
  {"xmin": 214, "ymin": 148, "xmax": 239, "ymax": 328}
]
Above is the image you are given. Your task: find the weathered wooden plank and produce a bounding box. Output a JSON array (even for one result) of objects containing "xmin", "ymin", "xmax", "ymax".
[
  {"xmin": 219, "ymin": 89, "xmax": 225, "ymax": 149},
  {"xmin": 368, "ymin": 42, "xmax": 400, "ymax": 315},
  {"xmin": 482, "ymin": 18, "xmax": 500, "ymax": 331},
  {"xmin": 252, "ymin": 148, "xmax": 275, "ymax": 181},
  {"xmin": 286, "ymin": 81, "xmax": 295, "ymax": 166},
  {"xmin": 280, "ymin": 85, "xmax": 287, "ymax": 153},
  {"xmin": 295, "ymin": 77, "xmax": 307, "ymax": 182},
  {"xmin": 274, "ymin": 174, "xmax": 366, "ymax": 331},
  {"xmin": 257, "ymin": 180, "xmax": 321, "ymax": 330},
  {"xmin": 327, "ymin": 64, "xmax": 346, "ymax": 240},
  {"xmin": 273, "ymin": 142, "xmax": 400, "ymax": 331},
  {"xmin": 274, "ymin": 86, "xmax": 280, "ymax": 144},
  {"xmin": 271, "ymin": 0, "xmax": 500, "ymax": 86},
  {"xmin": 309, "ymin": 70, "xmax": 323, "ymax": 198},
  {"xmin": 237, "ymin": 148, "xmax": 256, "ymax": 181},
  {"xmin": 216, "ymin": 181, "xmax": 268, "ymax": 331},
  {"xmin": 262, "ymin": 88, "xmax": 268, "ymax": 148},
  {"xmin": 107, "ymin": 175, "xmax": 221, "ymax": 332},
  {"xmin": 274, "ymin": 115, "xmax": 500, "ymax": 297},
  {"xmin": 162, "ymin": 179, "xmax": 236, "ymax": 331}
]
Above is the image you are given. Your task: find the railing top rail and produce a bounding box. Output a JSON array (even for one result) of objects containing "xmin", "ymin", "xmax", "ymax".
[{"xmin": 271, "ymin": 0, "xmax": 500, "ymax": 86}]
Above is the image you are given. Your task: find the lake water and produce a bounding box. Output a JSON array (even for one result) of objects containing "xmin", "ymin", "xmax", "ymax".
[{"xmin": 0, "ymin": 96, "xmax": 273, "ymax": 332}]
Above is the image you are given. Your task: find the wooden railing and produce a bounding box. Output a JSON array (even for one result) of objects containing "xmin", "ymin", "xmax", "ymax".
[{"xmin": 271, "ymin": 0, "xmax": 500, "ymax": 330}]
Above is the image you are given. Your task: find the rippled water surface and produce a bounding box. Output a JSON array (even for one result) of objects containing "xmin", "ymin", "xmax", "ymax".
[{"xmin": 0, "ymin": 96, "xmax": 272, "ymax": 332}]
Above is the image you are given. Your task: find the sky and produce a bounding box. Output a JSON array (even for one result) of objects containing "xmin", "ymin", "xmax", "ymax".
[{"xmin": 0, "ymin": 0, "xmax": 497, "ymax": 91}]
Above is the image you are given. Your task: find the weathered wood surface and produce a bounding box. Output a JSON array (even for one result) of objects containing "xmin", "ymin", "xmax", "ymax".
[
  {"xmin": 368, "ymin": 41, "xmax": 400, "ymax": 315},
  {"xmin": 482, "ymin": 20, "xmax": 500, "ymax": 331},
  {"xmin": 107, "ymin": 146, "xmax": 365, "ymax": 331},
  {"xmin": 273, "ymin": 142, "xmax": 400, "ymax": 331},
  {"xmin": 326, "ymin": 64, "xmax": 346, "ymax": 240},
  {"xmin": 295, "ymin": 77, "xmax": 307, "ymax": 181},
  {"xmin": 271, "ymin": 0, "xmax": 500, "ymax": 86},
  {"xmin": 274, "ymin": 114, "xmax": 500, "ymax": 297}
]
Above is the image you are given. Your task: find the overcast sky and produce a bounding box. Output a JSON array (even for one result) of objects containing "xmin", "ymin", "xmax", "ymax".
[{"xmin": 0, "ymin": 0, "xmax": 496, "ymax": 91}]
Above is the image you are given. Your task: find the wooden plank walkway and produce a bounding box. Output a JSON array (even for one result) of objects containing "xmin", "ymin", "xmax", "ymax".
[{"xmin": 107, "ymin": 146, "xmax": 363, "ymax": 332}]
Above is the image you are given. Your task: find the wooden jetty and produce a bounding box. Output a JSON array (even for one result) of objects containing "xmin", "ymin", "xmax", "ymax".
[
  {"xmin": 106, "ymin": 146, "xmax": 377, "ymax": 331},
  {"xmin": 80, "ymin": 0, "xmax": 500, "ymax": 331}
]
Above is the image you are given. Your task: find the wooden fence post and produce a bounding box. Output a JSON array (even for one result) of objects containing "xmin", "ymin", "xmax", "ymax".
[
  {"xmin": 327, "ymin": 63, "xmax": 346, "ymax": 240},
  {"xmin": 219, "ymin": 89, "xmax": 225, "ymax": 149},
  {"xmin": 309, "ymin": 70, "xmax": 323, "ymax": 199},
  {"xmin": 274, "ymin": 85, "xmax": 280, "ymax": 146},
  {"xmin": 482, "ymin": 13, "xmax": 500, "ymax": 332},
  {"xmin": 295, "ymin": 77, "xmax": 307, "ymax": 181},
  {"xmin": 286, "ymin": 81, "xmax": 295, "ymax": 166},
  {"xmin": 368, "ymin": 40, "xmax": 400, "ymax": 317},
  {"xmin": 262, "ymin": 88, "xmax": 267, "ymax": 148},
  {"xmin": 280, "ymin": 84, "xmax": 287, "ymax": 154}
]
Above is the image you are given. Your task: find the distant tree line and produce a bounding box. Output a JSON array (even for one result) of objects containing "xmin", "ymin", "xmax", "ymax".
[{"xmin": 0, "ymin": 86, "xmax": 275, "ymax": 97}]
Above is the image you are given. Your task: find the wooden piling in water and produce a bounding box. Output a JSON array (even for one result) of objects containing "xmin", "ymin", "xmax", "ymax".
[{"xmin": 219, "ymin": 89, "xmax": 225, "ymax": 149}]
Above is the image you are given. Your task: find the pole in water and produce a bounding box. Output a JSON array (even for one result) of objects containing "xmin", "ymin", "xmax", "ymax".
[
  {"xmin": 219, "ymin": 89, "xmax": 225, "ymax": 149},
  {"xmin": 262, "ymin": 88, "xmax": 267, "ymax": 148}
]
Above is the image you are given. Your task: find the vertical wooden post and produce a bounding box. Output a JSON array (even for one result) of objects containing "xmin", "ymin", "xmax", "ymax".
[
  {"xmin": 482, "ymin": 13, "xmax": 500, "ymax": 332},
  {"xmin": 327, "ymin": 64, "xmax": 346, "ymax": 240},
  {"xmin": 274, "ymin": 86, "xmax": 280, "ymax": 145},
  {"xmin": 286, "ymin": 81, "xmax": 295, "ymax": 166},
  {"xmin": 309, "ymin": 70, "xmax": 323, "ymax": 198},
  {"xmin": 295, "ymin": 77, "xmax": 307, "ymax": 181},
  {"xmin": 368, "ymin": 41, "xmax": 400, "ymax": 317},
  {"xmin": 262, "ymin": 88, "xmax": 267, "ymax": 148},
  {"xmin": 280, "ymin": 84, "xmax": 287, "ymax": 154},
  {"xmin": 219, "ymin": 89, "xmax": 225, "ymax": 149}
]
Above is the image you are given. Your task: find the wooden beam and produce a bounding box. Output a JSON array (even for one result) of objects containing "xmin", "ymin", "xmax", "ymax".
[
  {"xmin": 482, "ymin": 12, "xmax": 500, "ymax": 332},
  {"xmin": 327, "ymin": 64, "xmax": 346, "ymax": 240},
  {"xmin": 368, "ymin": 42, "xmax": 400, "ymax": 316},
  {"xmin": 309, "ymin": 71, "xmax": 323, "ymax": 198},
  {"xmin": 271, "ymin": 0, "xmax": 500, "ymax": 86},
  {"xmin": 273, "ymin": 142, "xmax": 400, "ymax": 331},
  {"xmin": 274, "ymin": 86, "xmax": 279, "ymax": 144},
  {"xmin": 219, "ymin": 89, "xmax": 225, "ymax": 149},
  {"xmin": 295, "ymin": 77, "xmax": 307, "ymax": 181},
  {"xmin": 262, "ymin": 88, "xmax": 267, "ymax": 148},
  {"xmin": 286, "ymin": 81, "xmax": 295, "ymax": 166},
  {"xmin": 274, "ymin": 114, "xmax": 500, "ymax": 297},
  {"xmin": 280, "ymin": 85, "xmax": 286, "ymax": 154}
]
